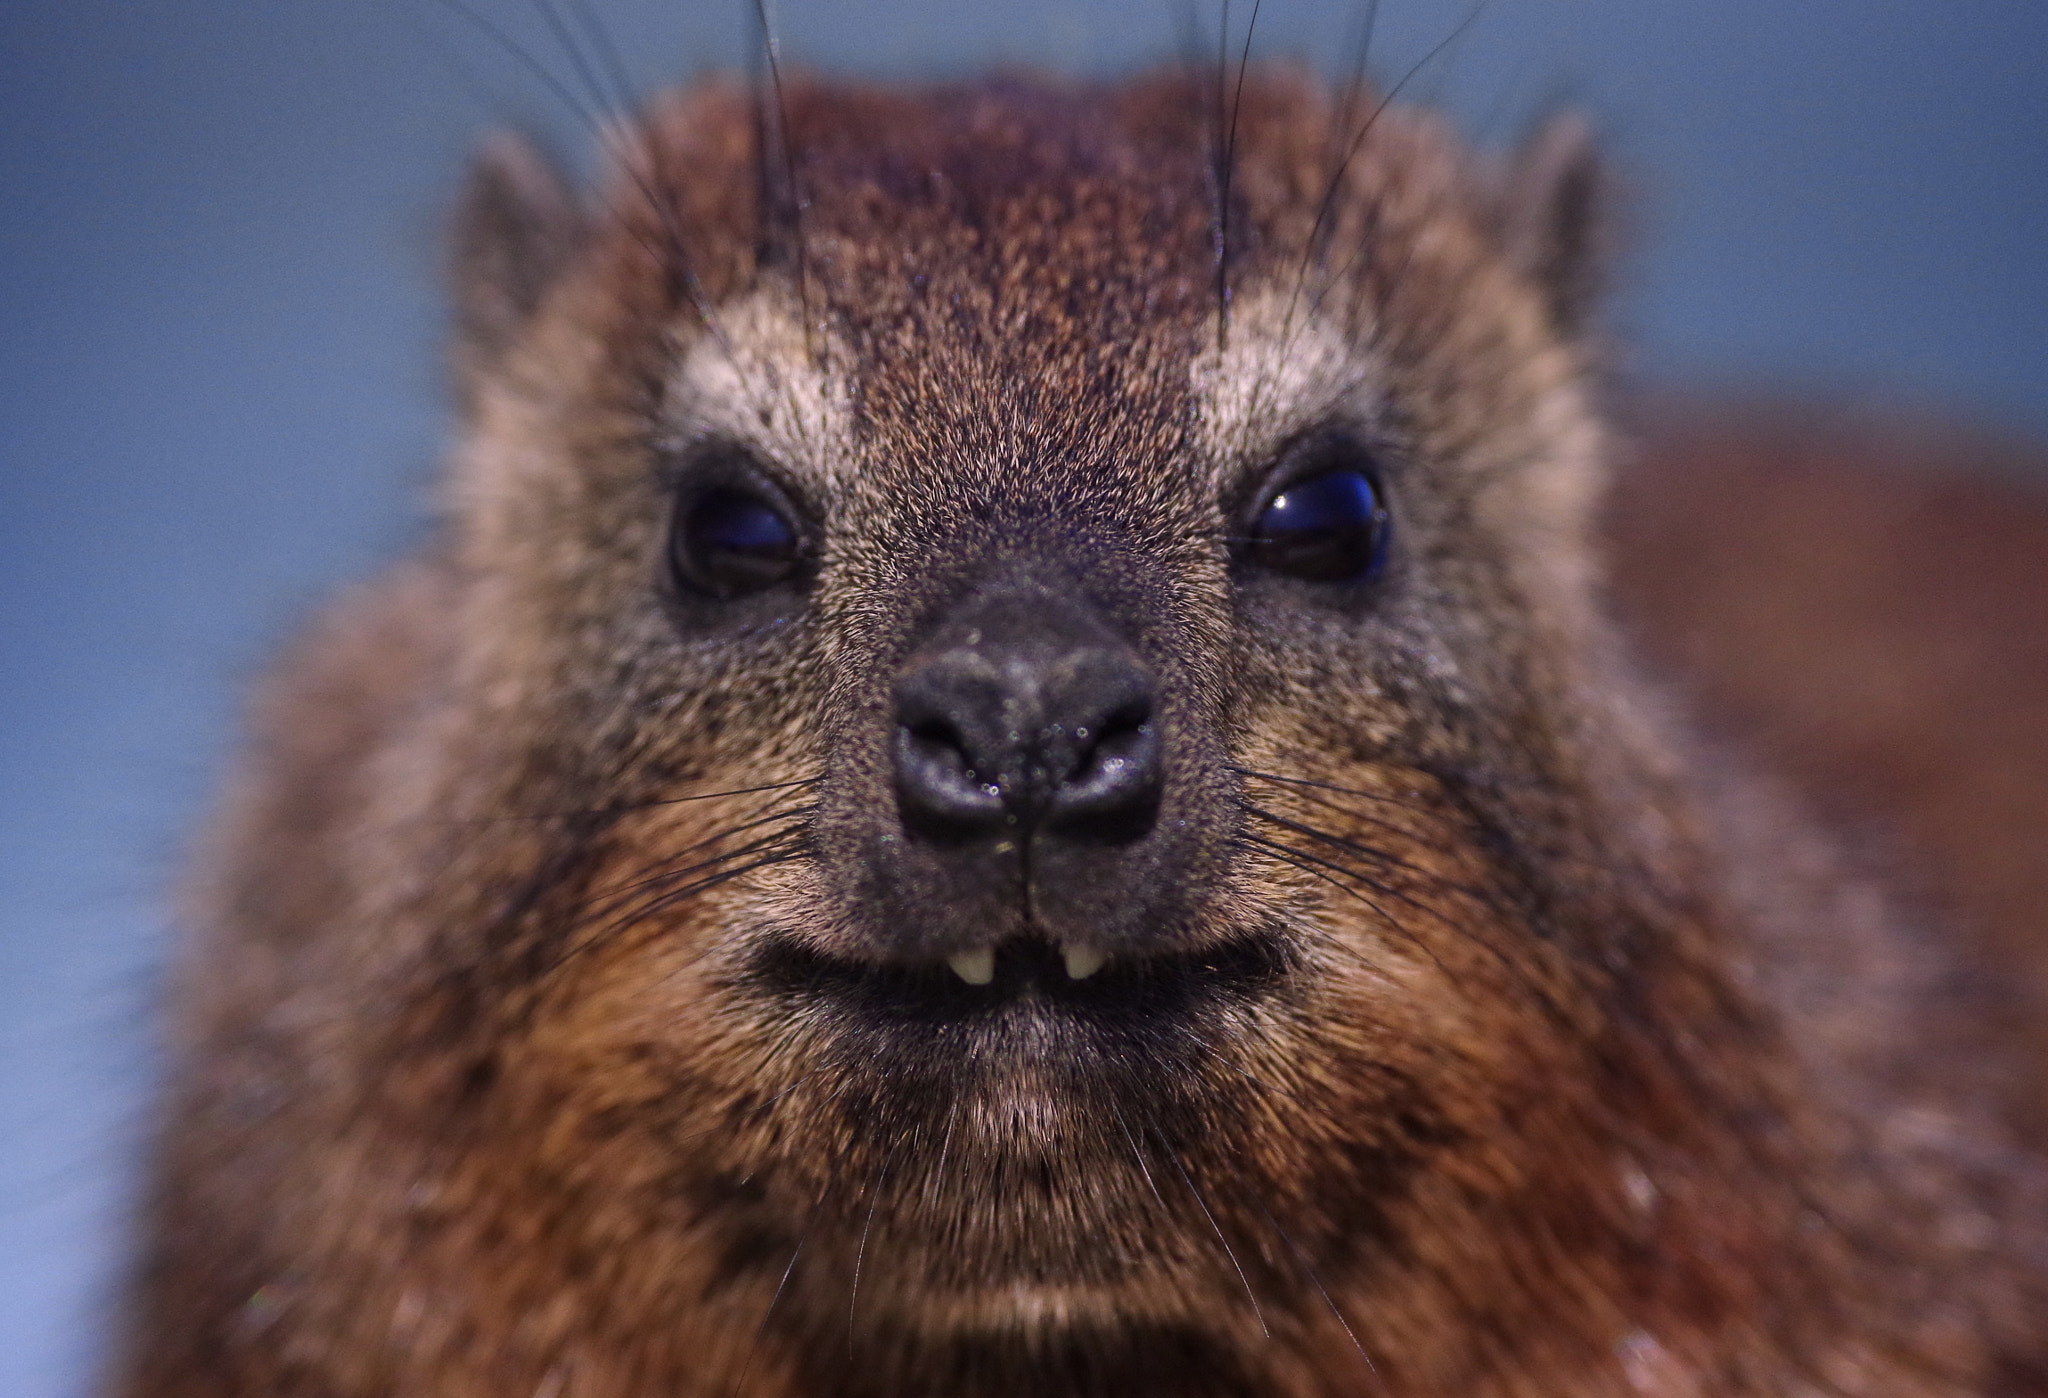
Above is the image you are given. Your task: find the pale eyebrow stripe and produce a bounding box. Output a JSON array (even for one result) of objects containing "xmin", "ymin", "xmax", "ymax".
[
  {"xmin": 1189, "ymin": 291, "xmax": 1386, "ymax": 499},
  {"xmin": 661, "ymin": 292, "xmax": 856, "ymax": 492}
]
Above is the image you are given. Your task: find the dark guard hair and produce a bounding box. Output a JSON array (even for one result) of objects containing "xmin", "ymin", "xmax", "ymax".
[{"xmin": 114, "ymin": 59, "xmax": 2048, "ymax": 1398}]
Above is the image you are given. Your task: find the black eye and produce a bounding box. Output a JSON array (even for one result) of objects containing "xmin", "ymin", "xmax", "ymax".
[
  {"xmin": 669, "ymin": 480, "xmax": 804, "ymax": 600},
  {"xmin": 1243, "ymin": 455, "xmax": 1389, "ymax": 584}
]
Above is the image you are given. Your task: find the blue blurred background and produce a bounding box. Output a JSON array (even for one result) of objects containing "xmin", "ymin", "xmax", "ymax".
[{"xmin": 2, "ymin": 1, "xmax": 2043, "ymax": 1391}]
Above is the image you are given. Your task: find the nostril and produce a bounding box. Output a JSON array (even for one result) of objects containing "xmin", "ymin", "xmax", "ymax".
[
  {"xmin": 905, "ymin": 715, "xmax": 965, "ymax": 756},
  {"xmin": 894, "ymin": 710, "xmax": 1007, "ymax": 841},
  {"xmin": 1098, "ymin": 698, "xmax": 1152, "ymax": 743},
  {"xmin": 1047, "ymin": 695, "xmax": 1161, "ymax": 843},
  {"xmin": 1068, "ymin": 698, "xmax": 1150, "ymax": 779}
]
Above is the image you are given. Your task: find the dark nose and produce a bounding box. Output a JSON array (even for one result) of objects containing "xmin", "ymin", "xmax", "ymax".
[{"xmin": 892, "ymin": 588, "xmax": 1162, "ymax": 846}]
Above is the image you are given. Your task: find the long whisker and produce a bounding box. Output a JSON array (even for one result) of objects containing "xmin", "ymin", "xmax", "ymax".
[
  {"xmin": 579, "ymin": 805, "xmax": 815, "ymax": 918},
  {"xmin": 425, "ymin": 0, "xmax": 758, "ymax": 403},
  {"xmin": 582, "ymin": 822, "xmax": 807, "ymax": 930},
  {"xmin": 1237, "ymin": 763, "xmax": 1555, "ymax": 833},
  {"xmin": 1212, "ymin": 0, "xmax": 1265, "ymax": 350},
  {"xmin": 559, "ymin": 0, "xmax": 637, "ymax": 116},
  {"xmin": 544, "ymin": 841, "xmax": 806, "ymax": 984},
  {"xmin": 750, "ymin": 0, "xmax": 815, "ymax": 362},
  {"xmin": 848, "ymin": 1124, "xmax": 919, "ymax": 1353},
  {"xmin": 1239, "ymin": 830, "xmax": 1579, "ymax": 1027},
  {"xmin": 1169, "ymin": 1023, "xmax": 1320, "ymax": 1117},
  {"xmin": 1230, "ymin": 763, "xmax": 1456, "ymax": 812},
  {"xmin": 1109, "ymin": 1099, "xmax": 1172, "ymax": 1213},
  {"xmin": 1153, "ymin": 1030, "xmax": 1386, "ymax": 1388},
  {"xmin": 526, "ymin": 0, "xmax": 619, "ymax": 134},
  {"xmin": 1279, "ymin": 1, "xmax": 1490, "ymax": 352},
  {"xmin": 1234, "ymin": 833, "xmax": 1454, "ymax": 978},
  {"xmin": 727, "ymin": 1185, "xmax": 827, "ymax": 1398},
  {"xmin": 1253, "ymin": 829, "xmax": 1574, "ymax": 1015},
  {"xmin": 1259, "ymin": 1198, "xmax": 1380, "ymax": 1383},
  {"xmin": 444, "ymin": 776, "xmax": 821, "ymax": 827},
  {"xmin": 1160, "ymin": 1126, "xmax": 1270, "ymax": 1338},
  {"xmin": 1244, "ymin": 761, "xmax": 1658, "ymax": 901},
  {"xmin": 1109, "ymin": 1095, "xmax": 1273, "ymax": 1337},
  {"xmin": 846, "ymin": 1166, "xmax": 883, "ymax": 1353},
  {"xmin": 1328, "ymin": 0, "xmax": 1384, "ymax": 162},
  {"xmin": 1224, "ymin": 0, "xmax": 1376, "ymax": 431},
  {"xmin": 1243, "ymin": 802, "xmax": 1514, "ymax": 914},
  {"xmin": 525, "ymin": 0, "xmax": 744, "ymax": 356},
  {"xmin": 434, "ymin": 0, "xmax": 604, "ymax": 134}
]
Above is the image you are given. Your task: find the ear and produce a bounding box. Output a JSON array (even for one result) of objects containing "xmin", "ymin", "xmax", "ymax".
[
  {"xmin": 1493, "ymin": 113, "xmax": 1608, "ymax": 340},
  {"xmin": 449, "ymin": 133, "xmax": 585, "ymax": 405}
]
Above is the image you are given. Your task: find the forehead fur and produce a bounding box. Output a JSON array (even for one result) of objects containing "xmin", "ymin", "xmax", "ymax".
[{"xmin": 621, "ymin": 72, "xmax": 1558, "ymax": 464}]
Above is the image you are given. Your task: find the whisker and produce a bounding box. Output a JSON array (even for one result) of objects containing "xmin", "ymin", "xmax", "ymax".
[
  {"xmin": 1153, "ymin": 1031, "xmax": 1384, "ymax": 1388},
  {"xmin": 1328, "ymin": 0, "xmax": 1384, "ymax": 160},
  {"xmin": 750, "ymin": 0, "xmax": 815, "ymax": 362},
  {"xmin": 1234, "ymin": 832, "xmax": 1454, "ymax": 978},
  {"xmin": 443, "ymin": 776, "xmax": 821, "ymax": 827},
  {"xmin": 624, "ymin": 843, "xmax": 808, "ymax": 944},
  {"xmin": 426, "ymin": 0, "xmax": 757, "ymax": 401},
  {"xmin": 1280, "ymin": 1, "xmax": 1490, "ymax": 352},
  {"xmin": 727, "ymin": 1185, "xmax": 827, "ymax": 1398},
  {"xmin": 433, "ymin": 0, "xmax": 604, "ymax": 134},
  {"xmin": 1243, "ymin": 761, "xmax": 1659, "ymax": 900},
  {"xmin": 928, "ymin": 1097, "xmax": 960, "ymax": 1199},
  {"xmin": 1242, "ymin": 791, "xmax": 1450, "ymax": 863},
  {"xmin": 572, "ymin": 783, "xmax": 809, "ymax": 882},
  {"xmin": 1109, "ymin": 1099, "xmax": 1172, "ymax": 1213},
  {"xmin": 524, "ymin": 0, "xmax": 736, "ymax": 340},
  {"xmin": 559, "ymin": 0, "xmax": 637, "ymax": 116},
  {"xmin": 1231, "ymin": 764, "xmax": 1450, "ymax": 814},
  {"xmin": 1239, "ymin": 760, "xmax": 1613, "ymax": 869},
  {"xmin": 1210, "ymin": 0, "xmax": 1264, "ymax": 351},
  {"xmin": 1155, "ymin": 1024, "xmax": 1387, "ymax": 1381},
  {"xmin": 1110, "ymin": 1095, "xmax": 1273, "ymax": 1339},
  {"xmin": 1159, "ymin": 1125, "xmax": 1270, "ymax": 1338},
  {"xmin": 387, "ymin": 0, "xmax": 537, "ymax": 129},
  {"xmin": 579, "ymin": 804, "xmax": 815, "ymax": 918},
  {"xmin": 847, "ymin": 1125, "xmax": 918, "ymax": 1353},
  {"xmin": 1236, "ymin": 762, "xmax": 1552, "ymax": 828},
  {"xmin": 526, "ymin": 0, "xmax": 619, "ymax": 134},
  {"xmin": 1239, "ymin": 832, "xmax": 1578, "ymax": 1027},
  {"xmin": 1170, "ymin": 1024, "xmax": 1320, "ymax": 1117},
  {"xmin": 543, "ymin": 843, "xmax": 806, "ymax": 985},
  {"xmin": 1254, "ymin": 1198, "xmax": 1383, "ymax": 1385},
  {"xmin": 582, "ymin": 825, "xmax": 807, "ymax": 931},
  {"xmin": 1243, "ymin": 802, "xmax": 1513, "ymax": 913},
  {"xmin": 1195, "ymin": 0, "xmax": 1227, "ymax": 355},
  {"xmin": 846, "ymin": 1166, "xmax": 883, "ymax": 1354}
]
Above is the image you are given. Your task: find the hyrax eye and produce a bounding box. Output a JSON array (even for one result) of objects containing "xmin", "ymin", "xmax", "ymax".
[
  {"xmin": 669, "ymin": 481, "xmax": 804, "ymax": 600},
  {"xmin": 1243, "ymin": 449, "xmax": 1390, "ymax": 584}
]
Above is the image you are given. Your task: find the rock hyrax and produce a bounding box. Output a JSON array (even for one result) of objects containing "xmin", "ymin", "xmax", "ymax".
[{"xmin": 116, "ymin": 68, "xmax": 2048, "ymax": 1397}]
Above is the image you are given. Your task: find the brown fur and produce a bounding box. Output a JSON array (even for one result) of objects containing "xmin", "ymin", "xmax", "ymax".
[
  {"xmin": 1608, "ymin": 401, "xmax": 2048, "ymax": 1153},
  {"xmin": 115, "ymin": 70, "xmax": 2048, "ymax": 1397}
]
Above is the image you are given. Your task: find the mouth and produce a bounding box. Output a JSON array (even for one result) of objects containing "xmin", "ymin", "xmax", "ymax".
[
  {"xmin": 743, "ymin": 929, "xmax": 1292, "ymax": 1039},
  {"xmin": 719, "ymin": 926, "xmax": 1306, "ymax": 1314}
]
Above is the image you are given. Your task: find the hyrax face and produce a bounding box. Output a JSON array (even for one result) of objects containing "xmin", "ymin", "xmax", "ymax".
[{"xmin": 404, "ymin": 72, "xmax": 1661, "ymax": 1393}]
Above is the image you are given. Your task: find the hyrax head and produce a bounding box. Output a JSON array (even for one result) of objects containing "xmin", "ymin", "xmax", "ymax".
[{"xmin": 425, "ymin": 68, "xmax": 1645, "ymax": 1390}]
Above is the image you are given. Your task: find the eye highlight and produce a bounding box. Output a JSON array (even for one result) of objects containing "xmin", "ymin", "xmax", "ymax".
[
  {"xmin": 669, "ymin": 478, "xmax": 805, "ymax": 601},
  {"xmin": 1241, "ymin": 443, "xmax": 1390, "ymax": 584}
]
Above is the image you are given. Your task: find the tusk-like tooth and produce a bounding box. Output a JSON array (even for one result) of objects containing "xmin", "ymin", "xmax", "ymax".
[
  {"xmin": 947, "ymin": 948, "xmax": 996, "ymax": 985},
  {"xmin": 1062, "ymin": 945, "xmax": 1108, "ymax": 981}
]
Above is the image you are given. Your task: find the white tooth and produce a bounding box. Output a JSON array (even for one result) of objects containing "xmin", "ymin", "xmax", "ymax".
[
  {"xmin": 947, "ymin": 948, "xmax": 996, "ymax": 985},
  {"xmin": 1063, "ymin": 946, "xmax": 1108, "ymax": 981}
]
